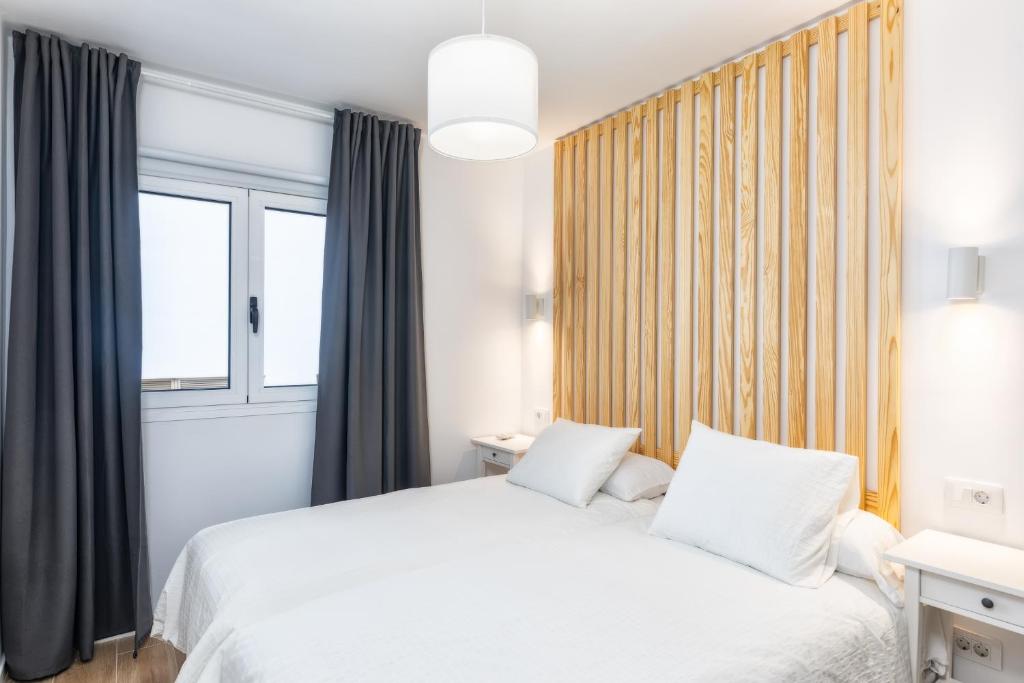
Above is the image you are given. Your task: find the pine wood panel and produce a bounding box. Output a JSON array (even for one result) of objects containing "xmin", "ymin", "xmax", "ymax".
[
  {"xmin": 696, "ymin": 73, "xmax": 715, "ymax": 428},
  {"xmin": 626, "ymin": 106, "xmax": 643, "ymax": 430},
  {"xmin": 877, "ymin": 0, "xmax": 903, "ymax": 527},
  {"xmin": 642, "ymin": 97, "xmax": 659, "ymax": 455},
  {"xmin": 550, "ymin": 0, "xmax": 901, "ymax": 528},
  {"xmin": 560, "ymin": 141, "xmax": 575, "ymax": 419},
  {"xmin": 659, "ymin": 92, "xmax": 677, "ymax": 462},
  {"xmin": 612, "ymin": 113, "xmax": 628, "ymax": 427},
  {"xmin": 738, "ymin": 54, "xmax": 759, "ymax": 439},
  {"xmin": 814, "ymin": 16, "xmax": 839, "ymax": 450},
  {"xmin": 845, "ymin": 1, "xmax": 870, "ymax": 502},
  {"xmin": 573, "ymin": 133, "xmax": 587, "ymax": 421},
  {"xmin": 586, "ymin": 131, "xmax": 600, "ymax": 422},
  {"xmin": 552, "ymin": 140, "xmax": 564, "ymax": 419},
  {"xmin": 598, "ymin": 121, "xmax": 613, "ymax": 426},
  {"xmin": 676, "ymin": 81, "xmax": 696, "ymax": 462},
  {"xmin": 762, "ymin": 41, "xmax": 783, "ymax": 444},
  {"xmin": 716, "ymin": 62, "xmax": 736, "ymax": 433},
  {"xmin": 786, "ymin": 30, "xmax": 810, "ymax": 448}
]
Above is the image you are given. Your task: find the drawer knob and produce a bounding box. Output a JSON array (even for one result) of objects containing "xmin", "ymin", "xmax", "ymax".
[{"xmin": 981, "ymin": 597, "xmax": 994, "ymax": 609}]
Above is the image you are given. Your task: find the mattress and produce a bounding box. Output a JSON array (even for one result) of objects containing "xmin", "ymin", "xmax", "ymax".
[{"xmin": 156, "ymin": 476, "xmax": 909, "ymax": 682}]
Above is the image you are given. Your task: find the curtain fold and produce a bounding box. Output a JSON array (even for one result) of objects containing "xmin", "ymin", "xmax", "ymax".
[
  {"xmin": 1, "ymin": 30, "xmax": 151, "ymax": 680},
  {"xmin": 311, "ymin": 109, "xmax": 431, "ymax": 505}
]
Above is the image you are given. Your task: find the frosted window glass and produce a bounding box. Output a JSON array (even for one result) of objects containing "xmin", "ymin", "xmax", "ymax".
[
  {"xmin": 263, "ymin": 209, "xmax": 325, "ymax": 387},
  {"xmin": 140, "ymin": 192, "xmax": 230, "ymax": 391}
]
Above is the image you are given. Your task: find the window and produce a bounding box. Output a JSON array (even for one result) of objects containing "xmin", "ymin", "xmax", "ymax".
[
  {"xmin": 139, "ymin": 176, "xmax": 326, "ymax": 410},
  {"xmin": 247, "ymin": 192, "xmax": 327, "ymax": 403}
]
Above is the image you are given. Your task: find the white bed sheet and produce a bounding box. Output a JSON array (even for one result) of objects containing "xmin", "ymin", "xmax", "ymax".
[
  {"xmin": 213, "ymin": 513, "xmax": 910, "ymax": 683},
  {"xmin": 154, "ymin": 476, "xmax": 659, "ymax": 682}
]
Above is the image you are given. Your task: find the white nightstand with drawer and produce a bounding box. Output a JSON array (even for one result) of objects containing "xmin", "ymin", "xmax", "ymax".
[
  {"xmin": 885, "ymin": 529, "xmax": 1024, "ymax": 681},
  {"xmin": 471, "ymin": 435, "xmax": 534, "ymax": 476}
]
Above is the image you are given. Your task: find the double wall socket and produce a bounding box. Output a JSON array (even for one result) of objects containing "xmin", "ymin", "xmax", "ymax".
[
  {"xmin": 945, "ymin": 477, "xmax": 1005, "ymax": 515},
  {"xmin": 953, "ymin": 627, "xmax": 1002, "ymax": 671}
]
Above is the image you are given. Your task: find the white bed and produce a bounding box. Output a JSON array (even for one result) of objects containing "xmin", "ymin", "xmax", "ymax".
[{"xmin": 156, "ymin": 476, "xmax": 909, "ymax": 682}]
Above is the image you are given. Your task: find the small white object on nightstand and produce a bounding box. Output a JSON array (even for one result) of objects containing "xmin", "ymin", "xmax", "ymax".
[
  {"xmin": 471, "ymin": 434, "xmax": 534, "ymax": 476},
  {"xmin": 885, "ymin": 529, "xmax": 1024, "ymax": 681}
]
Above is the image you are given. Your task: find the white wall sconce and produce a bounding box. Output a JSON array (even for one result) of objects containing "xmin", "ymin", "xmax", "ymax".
[
  {"xmin": 524, "ymin": 293, "xmax": 547, "ymax": 321},
  {"xmin": 947, "ymin": 247, "xmax": 984, "ymax": 301}
]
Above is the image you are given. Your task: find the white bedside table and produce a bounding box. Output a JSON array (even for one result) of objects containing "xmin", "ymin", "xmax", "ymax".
[
  {"xmin": 885, "ymin": 529, "xmax": 1024, "ymax": 681},
  {"xmin": 471, "ymin": 434, "xmax": 534, "ymax": 476}
]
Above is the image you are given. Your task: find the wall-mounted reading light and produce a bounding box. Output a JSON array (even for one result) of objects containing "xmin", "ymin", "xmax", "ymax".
[
  {"xmin": 947, "ymin": 247, "xmax": 984, "ymax": 301},
  {"xmin": 524, "ymin": 293, "xmax": 546, "ymax": 321}
]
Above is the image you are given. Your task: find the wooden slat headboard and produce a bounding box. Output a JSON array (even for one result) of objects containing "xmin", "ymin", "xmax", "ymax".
[{"xmin": 551, "ymin": 0, "xmax": 902, "ymax": 527}]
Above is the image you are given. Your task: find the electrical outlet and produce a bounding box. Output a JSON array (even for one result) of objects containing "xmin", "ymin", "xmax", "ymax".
[
  {"xmin": 533, "ymin": 407, "xmax": 551, "ymax": 429},
  {"xmin": 945, "ymin": 477, "xmax": 1005, "ymax": 515},
  {"xmin": 952, "ymin": 627, "xmax": 1002, "ymax": 671}
]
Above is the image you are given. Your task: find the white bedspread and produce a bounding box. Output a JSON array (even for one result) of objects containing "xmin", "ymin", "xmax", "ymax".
[
  {"xmin": 157, "ymin": 476, "xmax": 909, "ymax": 683},
  {"xmin": 155, "ymin": 476, "xmax": 659, "ymax": 682}
]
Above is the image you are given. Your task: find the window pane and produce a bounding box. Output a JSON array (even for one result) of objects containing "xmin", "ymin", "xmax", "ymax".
[
  {"xmin": 140, "ymin": 192, "xmax": 230, "ymax": 391},
  {"xmin": 263, "ymin": 209, "xmax": 325, "ymax": 387}
]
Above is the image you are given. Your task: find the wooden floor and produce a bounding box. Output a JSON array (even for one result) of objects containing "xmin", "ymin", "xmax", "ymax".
[{"xmin": 3, "ymin": 636, "xmax": 183, "ymax": 683}]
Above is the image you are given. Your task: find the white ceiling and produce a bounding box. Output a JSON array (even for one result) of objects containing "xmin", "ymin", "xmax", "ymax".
[{"xmin": 0, "ymin": 0, "xmax": 847, "ymax": 146}]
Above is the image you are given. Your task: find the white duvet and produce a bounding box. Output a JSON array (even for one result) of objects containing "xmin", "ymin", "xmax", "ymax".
[
  {"xmin": 156, "ymin": 476, "xmax": 909, "ymax": 683},
  {"xmin": 155, "ymin": 476, "xmax": 659, "ymax": 681}
]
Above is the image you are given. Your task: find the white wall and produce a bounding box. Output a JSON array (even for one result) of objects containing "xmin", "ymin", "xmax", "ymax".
[
  {"xmin": 420, "ymin": 150, "xmax": 525, "ymax": 483},
  {"xmin": 138, "ymin": 81, "xmax": 528, "ymax": 601},
  {"xmin": 901, "ymin": 2, "xmax": 1024, "ymax": 680},
  {"xmin": 521, "ymin": 145, "xmax": 555, "ymax": 435}
]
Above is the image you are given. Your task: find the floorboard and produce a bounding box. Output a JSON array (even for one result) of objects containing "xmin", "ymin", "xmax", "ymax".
[{"xmin": 3, "ymin": 637, "xmax": 182, "ymax": 683}]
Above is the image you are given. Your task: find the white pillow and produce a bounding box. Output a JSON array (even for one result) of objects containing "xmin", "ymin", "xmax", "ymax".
[
  {"xmin": 649, "ymin": 421, "xmax": 857, "ymax": 587},
  {"xmin": 507, "ymin": 419, "xmax": 640, "ymax": 507},
  {"xmin": 835, "ymin": 509, "xmax": 906, "ymax": 606},
  {"xmin": 600, "ymin": 453, "xmax": 675, "ymax": 501}
]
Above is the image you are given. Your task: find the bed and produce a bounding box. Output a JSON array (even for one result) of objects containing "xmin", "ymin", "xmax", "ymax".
[{"xmin": 155, "ymin": 475, "xmax": 909, "ymax": 682}]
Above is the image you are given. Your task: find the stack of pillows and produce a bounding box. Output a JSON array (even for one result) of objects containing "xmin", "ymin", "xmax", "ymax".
[{"xmin": 507, "ymin": 418, "xmax": 905, "ymax": 606}]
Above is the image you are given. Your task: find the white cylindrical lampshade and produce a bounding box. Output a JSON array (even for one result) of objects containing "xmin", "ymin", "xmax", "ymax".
[
  {"xmin": 947, "ymin": 246, "xmax": 982, "ymax": 301},
  {"xmin": 428, "ymin": 34, "xmax": 538, "ymax": 161}
]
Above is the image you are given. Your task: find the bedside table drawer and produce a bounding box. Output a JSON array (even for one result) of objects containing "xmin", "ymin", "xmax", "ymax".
[
  {"xmin": 922, "ymin": 573, "xmax": 1024, "ymax": 627},
  {"xmin": 480, "ymin": 447, "xmax": 513, "ymax": 468}
]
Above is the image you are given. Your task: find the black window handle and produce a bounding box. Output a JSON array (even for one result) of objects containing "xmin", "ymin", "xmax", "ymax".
[{"xmin": 249, "ymin": 296, "xmax": 260, "ymax": 334}]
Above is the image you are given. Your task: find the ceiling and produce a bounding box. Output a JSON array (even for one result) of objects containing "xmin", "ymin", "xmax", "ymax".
[{"xmin": 0, "ymin": 0, "xmax": 847, "ymax": 147}]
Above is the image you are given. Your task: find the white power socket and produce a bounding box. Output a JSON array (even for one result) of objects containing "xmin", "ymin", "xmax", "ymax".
[
  {"xmin": 945, "ymin": 477, "xmax": 1005, "ymax": 515},
  {"xmin": 533, "ymin": 407, "xmax": 552, "ymax": 429},
  {"xmin": 953, "ymin": 626, "xmax": 1002, "ymax": 671}
]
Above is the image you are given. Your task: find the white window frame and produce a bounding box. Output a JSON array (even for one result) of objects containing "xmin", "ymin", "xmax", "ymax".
[
  {"xmin": 139, "ymin": 175, "xmax": 250, "ymax": 410},
  {"xmin": 247, "ymin": 190, "xmax": 327, "ymax": 403}
]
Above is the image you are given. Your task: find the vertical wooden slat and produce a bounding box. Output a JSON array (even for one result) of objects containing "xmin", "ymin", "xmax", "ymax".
[
  {"xmin": 716, "ymin": 62, "xmax": 736, "ymax": 433},
  {"xmin": 612, "ymin": 113, "xmax": 628, "ymax": 427},
  {"xmin": 599, "ymin": 121, "xmax": 613, "ymax": 426},
  {"xmin": 738, "ymin": 54, "xmax": 759, "ymax": 439},
  {"xmin": 677, "ymin": 82, "xmax": 695, "ymax": 462},
  {"xmin": 845, "ymin": 1, "xmax": 870, "ymax": 503},
  {"xmin": 626, "ymin": 106, "xmax": 643, "ymax": 430},
  {"xmin": 696, "ymin": 73, "xmax": 715, "ymax": 428},
  {"xmin": 552, "ymin": 140, "xmax": 564, "ymax": 419},
  {"xmin": 878, "ymin": 0, "xmax": 903, "ymax": 528},
  {"xmin": 814, "ymin": 16, "xmax": 839, "ymax": 451},
  {"xmin": 786, "ymin": 30, "xmax": 810, "ymax": 448},
  {"xmin": 573, "ymin": 132, "xmax": 587, "ymax": 422},
  {"xmin": 642, "ymin": 97, "xmax": 659, "ymax": 455},
  {"xmin": 762, "ymin": 42, "xmax": 783, "ymax": 444},
  {"xmin": 586, "ymin": 129, "xmax": 600, "ymax": 423},
  {"xmin": 560, "ymin": 140, "xmax": 575, "ymax": 419},
  {"xmin": 659, "ymin": 92, "xmax": 677, "ymax": 463}
]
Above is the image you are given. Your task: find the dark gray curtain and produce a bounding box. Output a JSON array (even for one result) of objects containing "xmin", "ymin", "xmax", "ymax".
[
  {"xmin": 1, "ymin": 30, "xmax": 150, "ymax": 680},
  {"xmin": 311, "ymin": 109, "xmax": 430, "ymax": 505}
]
